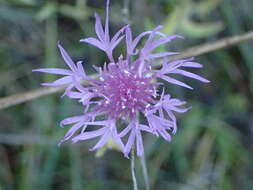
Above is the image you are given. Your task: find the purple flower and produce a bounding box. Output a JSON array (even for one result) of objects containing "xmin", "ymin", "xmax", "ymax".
[
  {"xmin": 34, "ymin": 0, "xmax": 209, "ymax": 158},
  {"xmin": 80, "ymin": 0, "xmax": 126, "ymax": 62},
  {"xmin": 33, "ymin": 43, "xmax": 90, "ymax": 95}
]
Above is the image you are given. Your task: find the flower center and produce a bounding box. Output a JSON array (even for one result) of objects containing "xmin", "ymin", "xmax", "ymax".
[{"xmin": 99, "ymin": 63, "xmax": 155, "ymax": 118}]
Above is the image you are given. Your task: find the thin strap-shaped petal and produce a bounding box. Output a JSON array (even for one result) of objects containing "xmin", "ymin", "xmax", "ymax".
[
  {"xmin": 147, "ymin": 52, "xmax": 179, "ymax": 59},
  {"xmin": 104, "ymin": 0, "xmax": 110, "ymax": 43},
  {"xmin": 119, "ymin": 121, "xmax": 134, "ymax": 137},
  {"xmin": 80, "ymin": 38, "xmax": 106, "ymax": 51},
  {"xmin": 83, "ymin": 120, "xmax": 110, "ymax": 126},
  {"xmin": 150, "ymin": 35, "xmax": 183, "ymax": 51},
  {"xmin": 76, "ymin": 61, "xmax": 87, "ymax": 77},
  {"xmin": 158, "ymin": 107, "xmax": 164, "ymax": 118},
  {"xmin": 171, "ymin": 69, "xmax": 210, "ymax": 83},
  {"xmin": 79, "ymin": 93, "xmax": 94, "ymax": 105},
  {"xmin": 165, "ymin": 110, "xmax": 176, "ymax": 122},
  {"xmin": 132, "ymin": 31, "xmax": 151, "ymax": 51},
  {"xmin": 67, "ymin": 91, "xmax": 83, "ymax": 99},
  {"xmin": 61, "ymin": 83, "xmax": 74, "ymax": 98},
  {"xmin": 72, "ymin": 79, "xmax": 87, "ymax": 92},
  {"xmin": 152, "ymin": 115, "xmax": 174, "ymax": 126},
  {"xmin": 124, "ymin": 128, "xmax": 135, "ymax": 157},
  {"xmin": 169, "ymin": 106, "xmax": 190, "ymax": 113},
  {"xmin": 159, "ymin": 128, "xmax": 171, "ymax": 141},
  {"xmin": 112, "ymin": 127, "xmax": 124, "ymax": 151},
  {"xmin": 110, "ymin": 35, "xmax": 125, "ymax": 51},
  {"xmin": 60, "ymin": 121, "xmax": 84, "ymax": 143},
  {"xmin": 94, "ymin": 13, "xmax": 105, "ymax": 42},
  {"xmin": 32, "ymin": 68, "xmax": 72, "ymax": 75},
  {"xmin": 58, "ymin": 43, "xmax": 76, "ymax": 72},
  {"xmin": 111, "ymin": 25, "xmax": 127, "ymax": 45},
  {"xmin": 157, "ymin": 62, "xmax": 183, "ymax": 74},
  {"xmin": 158, "ymin": 75, "xmax": 193, "ymax": 89},
  {"xmin": 132, "ymin": 30, "xmax": 165, "ymax": 53},
  {"xmin": 168, "ymin": 116, "xmax": 177, "ymax": 135},
  {"xmin": 126, "ymin": 26, "xmax": 133, "ymax": 54},
  {"xmin": 81, "ymin": 123, "xmax": 89, "ymax": 133},
  {"xmin": 90, "ymin": 129, "xmax": 111, "ymax": 151},
  {"xmin": 139, "ymin": 125, "xmax": 153, "ymax": 133},
  {"xmin": 136, "ymin": 129, "xmax": 144, "ymax": 156},
  {"xmin": 166, "ymin": 97, "xmax": 185, "ymax": 104},
  {"xmin": 142, "ymin": 25, "xmax": 163, "ymax": 51},
  {"xmin": 72, "ymin": 127, "xmax": 107, "ymax": 143},
  {"xmin": 145, "ymin": 26, "xmax": 163, "ymax": 46},
  {"xmin": 181, "ymin": 61, "xmax": 203, "ymax": 68},
  {"xmin": 165, "ymin": 59, "xmax": 203, "ymax": 71},
  {"xmin": 41, "ymin": 76, "xmax": 72, "ymax": 86},
  {"xmin": 168, "ymin": 98, "xmax": 187, "ymax": 106},
  {"xmin": 60, "ymin": 115, "xmax": 84, "ymax": 126}
]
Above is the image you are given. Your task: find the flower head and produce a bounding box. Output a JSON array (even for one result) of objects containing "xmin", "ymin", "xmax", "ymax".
[{"xmin": 34, "ymin": 0, "xmax": 209, "ymax": 158}]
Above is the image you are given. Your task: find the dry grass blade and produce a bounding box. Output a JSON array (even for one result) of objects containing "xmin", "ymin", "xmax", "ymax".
[
  {"xmin": 0, "ymin": 86, "xmax": 66, "ymax": 110},
  {"xmin": 168, "ymin": 31, "xmax": 253, "ymax": 62}
]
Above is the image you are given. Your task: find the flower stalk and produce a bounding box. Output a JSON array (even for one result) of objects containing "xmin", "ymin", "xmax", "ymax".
[
  {"xmin": 131, "ymin": 148, "xmax": 138, "ymax": 190},
  {"xmin": 140, "ymin": 154, "xmax": 150, "ymax": 190}
]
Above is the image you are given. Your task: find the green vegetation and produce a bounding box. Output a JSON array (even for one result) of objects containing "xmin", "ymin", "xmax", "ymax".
[{"xmin": 0, "ymin": 0, "xmax": 252, "ymax": 189}]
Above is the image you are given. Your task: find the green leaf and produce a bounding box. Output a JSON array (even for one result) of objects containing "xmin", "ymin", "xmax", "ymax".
[
  {"xmin": 162, "ymin": 8, "xmax": 183, "ymax": 34},
  {"xmin": 36, "ymin": 2, "xmax": 58, "ymax": 21},
  {"xmin": 180, "ymin": 19, "xmax": 224, "ymax": 38},
  {"xmin": 193, "ymin": 0, "xmax": 221, "ymax": 16},
  {"xmin": 59, "ymin": 4, "xmax": 89, "ymax": 21}
]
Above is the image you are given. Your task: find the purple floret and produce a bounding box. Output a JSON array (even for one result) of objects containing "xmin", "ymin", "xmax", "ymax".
[{"xmin": 34, "ymin": 0, "xmax": 209, "ymax": 158}]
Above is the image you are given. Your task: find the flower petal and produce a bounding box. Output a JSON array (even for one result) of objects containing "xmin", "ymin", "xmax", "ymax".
[
  {"xmin": 147, "ymin": 52, "xmax": 178, "ymax": 59},
  {"xmin": 33, "ymin": 68, "xmax": 72, "ymax": 75},
  {"xmin": 171, "ymin": 69, "xmax": 210, "ymax": 83},
  {"xmin": 124, "ymin": 128, "xmax": 135, "ymax": 158},
  {"xmin": 58, "ymin": 43, "xmax": 76, "ymax": 72},
  {"xmin": 90, "ymin": 129, "xmax": 111, "ymax": 151},
  {"xmin": 136, "ymin": 129, "xmax": 144, "ymax": 156},
  {"xmin": 41, "ymin": 76, "xmax": 72, "ymax": 86},
  {"xmin": 150, "ymin": 35, "xmax": 183, "ymax": 51},
  {"xmin": 80, "ymin": 37, "xmax": 105, "ymax": 51},
  {"xmin": 158, "ymin": 75, "xmax": 193, "ymax": 89},
  {"xmin": 181, "ymin": 61, "xmax": 203, "ymax": 68},
  {"xmin": 72, "ymin": 127, "xmax": 107, "ymax": 143},
  {"xmin": 60, "ymin": 115, "xmax": 85, "ymax": 126},
  {"xmin": 60, "ymin": 122, "xmax": 85, "ymax": 143},
  {"xmin": 119, "ymin": 121, "xmax": 133, "ymax": 137},
  {"xmin": 94, "ymin": 13, "xmax": 105, "ymax": 42},
  {"xmin": 110, "ymin": 35, "xmax": 125, "ymax": 51},
  {"xmin": 111, "ymin": 25, "xmax": 127, "ymax": 45},
  {"xmin": 111, "ymin": 126, "xmax": 124, "ymax": 151},
  {"xmin": 158, "ymin": 128, "xmax": 171, "ymax": 141}
]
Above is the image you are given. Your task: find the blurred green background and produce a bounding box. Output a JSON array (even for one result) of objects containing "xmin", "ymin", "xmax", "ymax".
[{"xmin": 0, "ymin": 0, "xmax": 253, "ymax": 189}]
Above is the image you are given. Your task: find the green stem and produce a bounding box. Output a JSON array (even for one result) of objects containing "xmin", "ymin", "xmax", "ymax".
[
  {"xmin": 140, "ymin": 154, "xmax": 150, "ymax": 190},
  {"xmin": 131, "ymin": 148, "xmax": 138, "ymax": 190}
]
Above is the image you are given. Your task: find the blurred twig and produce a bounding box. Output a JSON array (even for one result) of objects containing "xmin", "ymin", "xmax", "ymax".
[
  {"xmin": 168, "ymin": 31, "xmax": 253, "ymax": 62},
  {"xmin": 0, "ymin": 85, "xmax": 66, "ymax": 110},
  {"xmin": 0, "ymin": 31, "xmax": 253, "ymax": 110}
]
